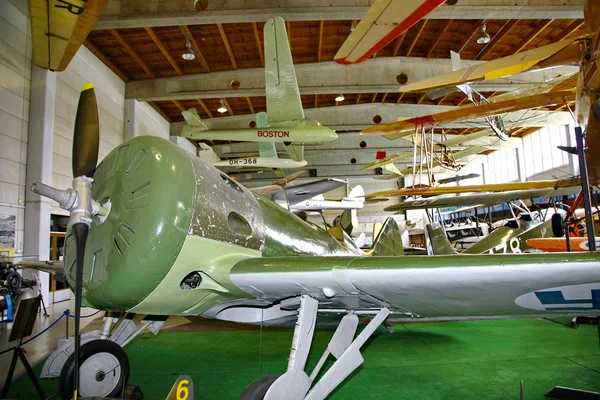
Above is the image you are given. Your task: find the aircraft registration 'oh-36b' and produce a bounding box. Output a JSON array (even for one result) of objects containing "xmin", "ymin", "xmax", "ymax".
[
  {"xmin": 180, "ymin": 17, "xmax": 337, "ymax": 169},
  {"xmin": 24, "ymin": 81, "xmax": 600, "ymax": 400}
]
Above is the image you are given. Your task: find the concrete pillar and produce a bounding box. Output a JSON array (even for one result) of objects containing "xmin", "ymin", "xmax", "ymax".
[
  {"xmin": 23, "ymin": 66, "xmax": 56, "ymax": 303},
  {"xmin": 124, "ymin": 98, "xmax": 139, "ymax": 141},
  {"xmin": 515, "ymin": 147, "xmax": 526, "ymax": 182}
]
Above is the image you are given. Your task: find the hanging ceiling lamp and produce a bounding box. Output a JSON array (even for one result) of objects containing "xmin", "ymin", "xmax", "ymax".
[
  {"xmin": 217, "ymin": 99, "xmax": 228, "ymax": 114},
  {"xmin": 335, "ymin": 94, "xmax": 345, "ymax": 102},
  {"xmin": 476, "ymin": 23, "xmax": 491, "ymax": 45},
  {"xmin": 182, "ymin": 39, "xmax": 196, "ymax": 60}
]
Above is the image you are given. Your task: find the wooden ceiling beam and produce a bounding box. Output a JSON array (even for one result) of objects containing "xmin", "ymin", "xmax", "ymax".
[
  {"xmin": 314, "ymin": 94, "xmax": 318, "ymax": 108},
  {"xmin": 426, "ymin": 20, "xmax": 453, "ymax": 58},
  {"xmin": 246, "ymin": 97, "xmax": 255, "ymax": 114},
  {"xmin": 317, "ymin": 21, "xmax": 324, "ymax": 62},
  {"xmin": 110, "ymin": 29, "xmax": 155, "ymax": 79},
  {"xmin": 371, "ymin": 93, "xmax": 378, "ymax": 103},
  {"xmin": 396, "ymin": 93, "xmax": 405, "ymax": 103},
  {"xmin": 405, "ymin": 20, "xmax": 428, "ymax": 57},
  {"xmin": 475, "ymin": 19, "xmax": 518, "ymax": 60},
  {"xmin": 513, "ymin": 19, "xmax": 554, "ymax": 54},
  {"xmin": 455, "ymin": 19, "xmax": 485, "ymax": 54},
  {"xmin": 380, "ymin": 93, "xmax": 388, "ymax": 103},
  {"xmin": 458, "ymin": 96, "xmax": 471, "ymax": 106},
  {"xmin": 173, "ymin": 100, "xmax": 186, "ymax": 113},
  {"xmin": 252, "ymin": 22, "xmax": 264, "ymax": 67},
  {"xmin": 417, "ymin": 93, "xmax": 427, "ymax": 104},
  {"xmin": 555, "ymin": 19, "xmax": 584, "ymax": 41},
  {"xmin": 392, "ymin": 32, "xmax": 407, "ymax": 57},
  {"xmin": 145, "ymin": 27, "xmax": 182, "ymax": 76},
  {"xmin": 197, "ymin": 99, "xmax": 213, "ymax": 118},
  {"xmin": 148, "ymin": 101, "xmax": 171, "ymax": 122},
  {"xmin": 217, "ymin": 24, "xmax": 238, "ymax": 70},
  {"xmin": 182, "ymin": 25, "xmax": 211, "ymax": 72},
  {"xmin": 355, "ymin": 94, "xmax": 361, "ymax": 104},
  {"xmin": 84, "ymin": 39, "xmax": 129, "ymax": 82},
  {"xmin": 436, "ymin": 93, "xmax": 451, "ymax": 105}
]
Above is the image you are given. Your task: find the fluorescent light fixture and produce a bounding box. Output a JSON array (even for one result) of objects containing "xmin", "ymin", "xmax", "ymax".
[
  {"xmin": 182, "ymin": 40, "xmax": 196, "ymax": 60},
  {"xmin": 335, "ymin": 94, "xmax": 345, "ymax": 102},
  {"xmin": 476, "ymin": 23, "xmax": 491, "ymax": 45},
  {"xmin": 217, "ymin": 98, "xmax": 228, "ymax": 114}
]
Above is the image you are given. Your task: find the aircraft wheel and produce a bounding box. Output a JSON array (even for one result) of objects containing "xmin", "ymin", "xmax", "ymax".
[
  {"xmin": 551, "ymin": 213, "xmax": 565, "ymax": 238},
  {"xmin": 239, "ymin": 375, "xmax": 279, "ymax": 400},
  {"xmin": 59, "ymin": 339, "xmax": 129, "ymax": 400},
  {"xmin": 594, "ymin": 98, "xmax": 600, "ymax": 120}
]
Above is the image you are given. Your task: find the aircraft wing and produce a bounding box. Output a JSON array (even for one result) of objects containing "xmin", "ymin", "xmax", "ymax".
[
  {"xmin": 362, "ymin": 90, "xmax": 576, "ymax": 139},
  {"xmin": 262, "ymin": 178, "xmax": 348, "ymax": 204},
  {"xmin": 264, "ymin": 17, "xmax": 304, "ymax": 124},
  {"xmin": 334, "ymin": 0, "xmax": 446, "ymax": 65},
  {"xmin": 29, "ymin": 0, "xmax": 109, "ymax": 71},
  {"xmin": 230, "ymin": 253, "xmax": 600, "ymax": 319},
  {"xmin": 397, "ymin": 145, "xmax": 487, "ymax": 175},
  {"xmin": 384, "ymin": 186, "xmax": 580, "ymax": 212},
  {"xmin": 399, "ymin": 39, "xmax": 581, "ymax": 93},
  {"xmin": 366, "ymin": 177, "xmax": 581, "ymax": 198}
]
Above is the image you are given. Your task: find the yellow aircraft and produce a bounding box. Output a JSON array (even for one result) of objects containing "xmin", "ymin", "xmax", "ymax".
[{"xmin": 29, "ymin": 0, "xmax": 108, "ymax": 71}]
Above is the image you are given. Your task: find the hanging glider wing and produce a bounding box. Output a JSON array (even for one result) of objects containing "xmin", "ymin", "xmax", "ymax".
[
  {"xmin": 366, "ymin": 177, "xmax": 581, "ymax": 199},
  {"xmin": 399, "ymin": 39, "xmax": 582, "ymax": 93},
  {"xmin": 334, "ymin": 0, "xmax": 446, "ymax": 65},
  {"xmin": 29, "ymin": 0, "xmax": 109, "ymax": 71},
  {"xmin": 384, "ymin": 186, "xmax": 580, "ymax": 212},
  {"xmin": 361, "ymin": 90, "xmax": 576, "ymax": 139}
]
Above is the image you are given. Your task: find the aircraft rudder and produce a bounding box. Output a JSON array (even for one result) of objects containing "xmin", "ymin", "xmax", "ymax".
[{"xmin": 425, "ymin": 222, "xmax": 457, "ymax": 255}]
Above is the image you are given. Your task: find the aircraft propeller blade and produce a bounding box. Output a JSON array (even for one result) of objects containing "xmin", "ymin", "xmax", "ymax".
[
  {"xmin": 70, "ymin": 222, "xmax": 88, "ymax": 399},
  {"xmin": 72, "ymin": 83, "xmax": 99, "ymax": 178}
]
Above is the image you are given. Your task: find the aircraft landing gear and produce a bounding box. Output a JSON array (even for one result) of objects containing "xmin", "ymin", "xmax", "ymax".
[
  {"xmin": 58, "ymin": 339, "xmax": 130, "ymax": 400},
  {"xmin": 239, "ymin": 295, "xmax": 390, "ymax": 400}
]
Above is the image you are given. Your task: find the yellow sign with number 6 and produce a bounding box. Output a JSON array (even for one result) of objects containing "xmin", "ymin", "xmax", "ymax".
[{"xmin": 166, "ymin": 375, "xmax": 194, "ymax": 400}]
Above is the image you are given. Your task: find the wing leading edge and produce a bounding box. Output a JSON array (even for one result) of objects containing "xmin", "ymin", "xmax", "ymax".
[{"xmin": 230, "ymin": 253, "xmax": 600, "ymax": 319}]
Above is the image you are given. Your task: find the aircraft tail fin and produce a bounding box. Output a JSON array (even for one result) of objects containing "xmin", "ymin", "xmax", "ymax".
[
  {"xmin": 371, "ymin": 217, "xmax": 404, "ymax": 256},
  {"xmin": 343, "ymin": 185, "xmax": 365, "ymax": 202},
  {"xmin": 182, "ymin": 108, "xmax": 209, "ymax": 130},
  {"xmin": 197, "ymin": 143, "xmax": 222, "ymax": 164},
  {"xmin": 264, "ymin": 17, "xmax": 304, "ymax": 123},
  {"xmin": 354, "ymin": 232, "xmax": 366, "ymax": 248},
  {"xmin": 450, "ymin": 51, "xmax": 472, "ymax": 97},
  {"xmin": 333, "ymin": 209, "xmax": 358, "ymax": 235},
  {"xmin": 258, "ymin": 142, "xmax": 278, "ymax": 158},
  {"xmin": 284, "ymin": 143, "xmax": 305, "ymax": 162},
  {"xmin": 425, "ymin": 222, "xmax": 457, "ymax": 255}
]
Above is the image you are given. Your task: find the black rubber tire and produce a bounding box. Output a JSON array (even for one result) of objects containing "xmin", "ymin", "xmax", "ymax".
[
  {"xmin": 594, "ymin": 98, "xmax": 600, "ymax": 120},
  {"xmin": 59, "ymin": 339, "xmax": 130, "ymax": 400},
  {"xmin": 239, "ymin": 375, "xmax": 279, "ymax": 400},
  {"xmin": 551, "ymin": 213, "xmax": 565, "ymax": 238}
]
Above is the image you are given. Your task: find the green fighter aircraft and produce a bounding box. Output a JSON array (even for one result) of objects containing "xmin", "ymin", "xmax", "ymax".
[
  {"xmin": 180, "ymin": 18, "xmax": 338, "ymax": 165},
  {"xmin": 28, "ymin": 83, "xmax": 600, "ymax": 399}
]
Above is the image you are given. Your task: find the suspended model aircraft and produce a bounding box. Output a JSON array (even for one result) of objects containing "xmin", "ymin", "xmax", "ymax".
[
  {"xmin": 28, "ymin": 0, "xmax": 109, "ymax": 71},
  {"xmin": 334, "ymin": 0, "xmax": 447, "ymax": 64},
  {"xmin": 24, "ymin": 83, "xmax": 600, "ymax": 400},
  {"xmin": 253, "ymin": 179, "xmax": 365, "ymax": 212},
  {"xmin": 182, "ymin": 18, "xmax": 338, "ymax": 164}
]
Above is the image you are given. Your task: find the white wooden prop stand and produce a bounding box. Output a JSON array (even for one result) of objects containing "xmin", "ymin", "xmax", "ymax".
[{"xmin": 265, "ymin": 295, "xmax": 390, "ymax": 400}]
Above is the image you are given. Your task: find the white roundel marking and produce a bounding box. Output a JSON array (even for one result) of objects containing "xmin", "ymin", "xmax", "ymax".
[{"xmin": 515, "ymin": 283, "xmax": 600, "ymax": 311}]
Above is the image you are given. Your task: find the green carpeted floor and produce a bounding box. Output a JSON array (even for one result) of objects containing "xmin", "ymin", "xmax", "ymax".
[{"xmin": 7, "ymin": 318, "xmax": 600, "ymax": 399}]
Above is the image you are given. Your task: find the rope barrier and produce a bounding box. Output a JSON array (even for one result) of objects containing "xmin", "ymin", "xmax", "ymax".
[{"xmin": 0, "ymin": 308, "xmax": 101, "ymax": 356}]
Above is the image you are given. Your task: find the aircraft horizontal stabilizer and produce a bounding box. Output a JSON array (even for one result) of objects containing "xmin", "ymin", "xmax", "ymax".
[{"xmin": 182, "ymin": 108, "xmax": 209, "ymax": 131}]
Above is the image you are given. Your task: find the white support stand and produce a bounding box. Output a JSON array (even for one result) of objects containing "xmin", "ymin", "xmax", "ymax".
[{"xmin": 264, "ymin": 295, "xmax": 391, "ymax": 400}]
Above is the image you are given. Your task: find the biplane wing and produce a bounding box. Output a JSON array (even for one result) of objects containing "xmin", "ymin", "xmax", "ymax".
[
  {"xmin": 361, "ymin": 90, "xmax": 576, "ymax": 139},
  {"xmin": 334, "ymin": 0, "xmax": 446, "ymax": 65},
  {"xmin": 397, "ymin": 145, "xmax": 488, "ymax": 175},
  {"xmin": 366, "ymin": 177, "xmax": 581, "ymax": 198},
  {"xmin": 399, "ymin": 39, "xmax": 582, "ymax": 93},
  {"xmin": 385, "ymin": 186, "xmax": 580, "ymax": 212},
  {"xmin": 29, "ymin": 0, "xmax": 109, "ymax": 71}
]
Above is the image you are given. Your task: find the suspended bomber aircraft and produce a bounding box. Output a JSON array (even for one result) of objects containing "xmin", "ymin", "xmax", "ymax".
[
  {"xmin": 181, "ymin": 18, "xmax": 338, "ymax": 164},
  {"xmin": 23, "ymin": 83, "xmax": 600, "ymax": 399},
  {"xmin": 29, "ymin": 0, "xmax": 109, "ymax": 71}
]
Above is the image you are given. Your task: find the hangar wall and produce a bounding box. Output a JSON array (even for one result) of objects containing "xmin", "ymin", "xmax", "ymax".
[
  {"xmin": 0, "ymin": 0, "xmax": 31, "ymax": 256},
  {"xmin": 0, "ymin": 1, "xmax": 171, "ymax": 255}
]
